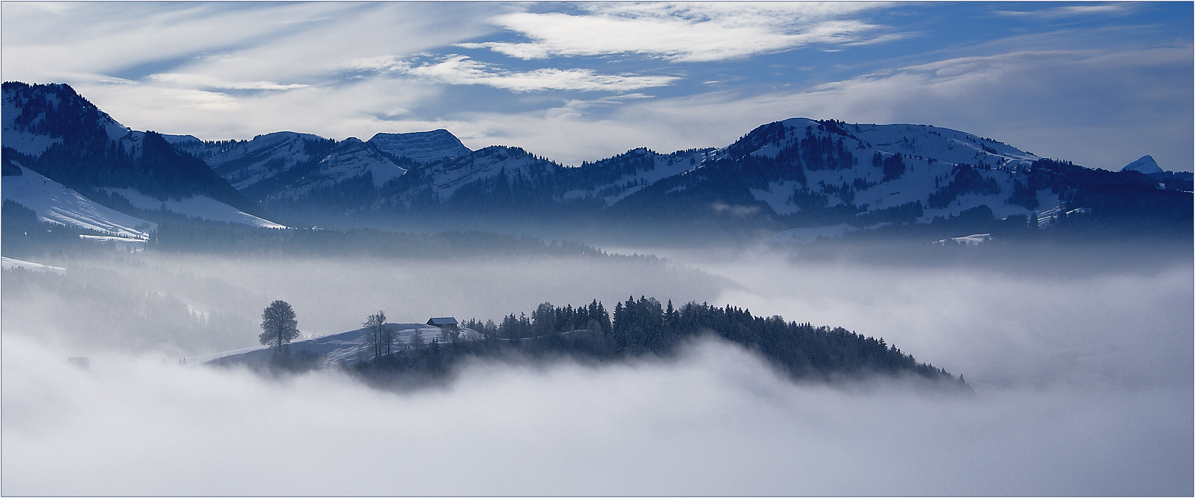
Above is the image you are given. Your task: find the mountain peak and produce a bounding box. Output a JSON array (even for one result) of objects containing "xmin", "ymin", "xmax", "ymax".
[
  {"xmin": 1120, "ymin": 155, "xmax": 1163, "ymax": 175},
  {"xmin": 368, "ymin": 129, "xmax": 470, "ymax": 164},
  {"xmin": 2, "ymin": 81, "xmax": 131, "ymax": 156}
]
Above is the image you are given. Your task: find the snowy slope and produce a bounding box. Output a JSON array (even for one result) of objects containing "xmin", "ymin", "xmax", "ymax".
[
  {"xmin": 191, "ymin": 323, "xmax": 478, "ymax": 368},
  {"xmin": 2, "ymin": 90, "xmax": 63, "ymax": 155},
  {"xmin": 846, "ymin": 120, "xmax": 1039, "ymax": 169},
  {"xmin": 100, "ymin": 187, "xmax": 286, "ymax": 228},
  {"xmin": 173, "ymin": 131, "xmax": 331, "ymax": 192},
  {"xmin": 730, "ymin": 118, "xmax": 1062, "ymax": 223},
  {"xmin": 1, "ymin": 256, "xmax": 66, "ymax": 273},
  {"xmin": 3, "ymin": 88, "xmax": 122, "ymax": 156},
  {"xmin": 2, "ymin": 83, "xmax": 150, "ymax": 158},
  {"xmin": 178, "ymin": 133, "xmax": 409, "ymax": 202},
  {"xmin": 1121, "ymin": 155, "xmax": 1163, "ymax": 175},
  {"xmin": 2, "ymin": 163, "xmax": 155, "ymax": 239},
  {"xmin": 3, "ymin": 83, "xmax": 271, "ymax": 227},
  {"xmin": 368, "ymin": 129, "xmax": 470, "ymax": 164},
  {"xmin": 400, "ymin": 146, "xmax": 551, "ymax": 202},
  {"xmin": 562, "ymin": 148, "xmax": 711, "ymax": 207},
  {"xmin": 265, "ymin": 138, "xmax": 408, "ymax": 200},
  {"xmin": 931, "ymin": 233, "xmax": 993, "ymax": 246}
]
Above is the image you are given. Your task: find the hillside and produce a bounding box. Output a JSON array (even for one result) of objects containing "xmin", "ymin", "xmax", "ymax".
[{"xmin": 1, "ymin": 82, "xmax": 278, "ymax": 228}]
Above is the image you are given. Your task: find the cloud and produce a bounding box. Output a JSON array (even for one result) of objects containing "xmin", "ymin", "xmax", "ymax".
[
  {"xmin": 781, "ymin": 47, "xmax": 1194, "ymax": 171},
  {"xmin": 461, "ymin": 3, "xmax": 896, "ymax": 62},
  {"xmin": 401, "ymin": 55, "xmax": 679, "ymax": 93},
  {"xmin": 148, "ymin": 73, "xmax": 308, "ymax": 91},
  {"xmin": 71, "ymin": 77, "xmax": 447, "ymax": 141},
  {"xmin": 5, "ymin": 2, "xmax": 1189, "ymax": 174},
  {"xmin": 649, "ymin": 245, "xmax": 1194, "ymax": 391},
  {"xmin": 1, "ymin": 2, "xmax": 504, "ymax": 123},
  {"xmin": 480, "ymin": 45, "xmax": 1190, "ymax": 170},
  {"xmin": 3, "ymin": 322, "xmax": 1190, "ymax": 495},
  {"xmin": 994, "ymin": 3, "xmax": 1134, "ymax": 19}
]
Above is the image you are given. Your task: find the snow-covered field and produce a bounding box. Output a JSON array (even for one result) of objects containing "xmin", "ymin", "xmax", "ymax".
[
  {"xmin": 79, "ymin": 235, "xmax": 148, "ymax": 252},
  {"xmin": 1, "ymin": 256, "xmax": 65, "ymax": 273},
  {"xmin": 2, "ymin": 164, "xmax": 155, "ymax": 239},
  {"xmin": 101, "ymin": 187, "xmax": 285, "ymax": 228},
  {"xmin": 931, "ymin": 233, "xmax": 993, "ymax": 246},
  {"xmin": 188, "ymin": 323, "xmax": 479, "ymax": 367}
]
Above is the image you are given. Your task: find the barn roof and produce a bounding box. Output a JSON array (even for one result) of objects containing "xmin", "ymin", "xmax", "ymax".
[{"xmin": 427, "ymin": 317, "xmax": 457, "ymax": 326}]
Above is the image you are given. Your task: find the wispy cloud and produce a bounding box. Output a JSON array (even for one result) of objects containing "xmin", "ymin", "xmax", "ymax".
[
  {"xmin": 459, "ymin": 3, "xmax": 895, "ymax": 62},
  {"xmin": 993, "ymin": 3, "xmax": 1134, "ymax": 19},
  {"xmin": 369, "ymin": 55, "xmax": 679, "ymax": 93},
  {"xmin": 149, "ymin": 73, "xmax": 308, "ymax": 91},
  {"xmin": 5, "ymin": 2, "xmax": 1189, "ymax": 172},
  {"xmin": 439, "ymin": 45, "xmax": 1191, "ymax": 169}
]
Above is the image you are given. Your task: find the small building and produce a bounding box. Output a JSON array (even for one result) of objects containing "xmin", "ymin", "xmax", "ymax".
[{"xmin": 427, "ymin": 317, "xmax": 458, "ymax": 330}]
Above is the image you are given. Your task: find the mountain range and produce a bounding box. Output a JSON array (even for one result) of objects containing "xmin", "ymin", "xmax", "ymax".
[{"xmin": 3, "ymin": 81, "xmax": 1190, "ymax": 244}]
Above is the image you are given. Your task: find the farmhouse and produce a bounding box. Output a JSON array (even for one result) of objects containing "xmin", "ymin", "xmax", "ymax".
[{"xmin": 427, "ymin": 317, "xmax": 458, "ymax": 330}]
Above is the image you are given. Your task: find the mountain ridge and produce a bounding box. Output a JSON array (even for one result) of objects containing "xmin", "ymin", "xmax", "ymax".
[{"xmin": 4, "ymin": 81, "xmax": 1190, "ymax": 242}]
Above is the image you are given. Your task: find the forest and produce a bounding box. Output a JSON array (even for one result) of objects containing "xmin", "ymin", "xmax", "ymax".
[{"xmin": 338, "ymin": 297, "xmax": 968, "ymax": 391}]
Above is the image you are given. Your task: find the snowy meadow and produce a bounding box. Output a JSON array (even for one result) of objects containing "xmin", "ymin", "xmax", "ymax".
[{"xmin": 3, "ymin": 244, "xmax": 1192, "ymax": 495}]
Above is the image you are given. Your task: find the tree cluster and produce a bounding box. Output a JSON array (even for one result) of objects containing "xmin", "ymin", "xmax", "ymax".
[
  {"xmin": 354, "ymin": 296, "xmax": 965, "ymax": 388},
  {"xmin": 927, "ymin": 163, "xmax": 1001, "ymax": 209}
]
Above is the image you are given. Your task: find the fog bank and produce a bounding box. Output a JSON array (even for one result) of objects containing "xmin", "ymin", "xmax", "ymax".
[
  {"xmin": 3, "ymin": 335, "xmax": 1190, "ymax": 496},
  {"xmin": 3, "ymin": 244, "xmax": 1191, "ymax": 495},
  {"xmin": 655, "ymin": 245, "xmax": 1194, "ymax": 391},
  {"xmin": 1, "ymin": 252, "xmax": 733, "ymax": 357}
]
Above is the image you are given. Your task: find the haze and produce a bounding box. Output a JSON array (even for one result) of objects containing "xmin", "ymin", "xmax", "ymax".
[{"xmin": 3, "ymin": 243, "xmax": 1191, "ymax": 495}]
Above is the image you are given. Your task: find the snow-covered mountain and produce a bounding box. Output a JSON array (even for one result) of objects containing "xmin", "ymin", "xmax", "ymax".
[
  {"xmin": 232, "ymin": 116, "xmax": 1190, "ymax": 236},
  {"xmin": 368, "ymin": 129, "xmax": 470, "ymax": 164},
  {"xmin": 1121, "ymin": 155, "xmax": 1164, "ymax": 175},
  {"xmin": 562, "ymin": 148, "xmax": 712, "ymax": 207},
  {"xmin": 2, "ymin": 82, "xmax": 280, "ymax": 228},
  {"xmin": 371, "ymin": 116, "xmax": 1079, "ymax": 230},
  {"xmin": 172, "ymin": 131, "xmax": 334, "ymax": 196},
  {"xmin": 711, "ymin": 118, "xmax": 1058, "ymax": 223},
  {"xmin": 276, "ymin": 138, "xmax": 407, "ymax": 199},
  {"xmin": 174, "ymin": 129, "xmax": 471, "ymax": 204},
  {"xmin": 6, "ymin": 82, "xmax": 1186, "ymax": 241},
  {"xmin": 392, "ymin": 146, "xmax": 556, "ymax": 204}
]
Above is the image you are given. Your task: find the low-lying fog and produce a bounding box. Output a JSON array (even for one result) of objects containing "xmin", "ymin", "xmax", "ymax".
[{"xmin": 3, "ymin": 244, "xmax": 1192, "ymax": 495}]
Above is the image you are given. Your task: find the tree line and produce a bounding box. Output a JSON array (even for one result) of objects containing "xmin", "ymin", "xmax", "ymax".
[{"xmin": 339, "ymin": 296, "xmax": 967, "ymax": 389}]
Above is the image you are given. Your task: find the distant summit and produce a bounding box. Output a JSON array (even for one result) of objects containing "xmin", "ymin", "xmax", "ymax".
[
  {"xmin": 368, "ymin": 129, "xmax": 471, "ymax": 164},
  {"xmin": 1121, "ymin": 155, "xmax": 1163, "ymax": 175}
]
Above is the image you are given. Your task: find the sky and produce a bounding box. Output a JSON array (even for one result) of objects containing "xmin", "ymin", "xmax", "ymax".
[{"xmin": 2, "ymin": 2, "xmax": 1192, "ymax": 170}]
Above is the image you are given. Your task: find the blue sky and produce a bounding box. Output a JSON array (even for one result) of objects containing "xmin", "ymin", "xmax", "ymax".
[{"xmin": 2, "ymin": 2, "xmax": 1191, "ymax": 170}]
